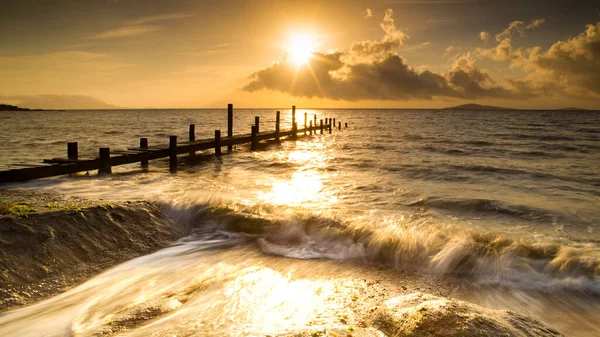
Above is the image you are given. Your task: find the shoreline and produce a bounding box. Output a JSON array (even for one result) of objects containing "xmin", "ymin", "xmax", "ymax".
[
  {"xmin": 0, "ymin": 189, "xmax": 184, "ymax": 311},
  {"xmin": 0, "ymin": 189, "xmax": 573, "ymax": 336}
]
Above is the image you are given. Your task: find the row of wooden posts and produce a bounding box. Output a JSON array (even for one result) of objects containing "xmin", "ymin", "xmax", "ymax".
[{"xmin": 50, "ymin": 105, "xmax": 348, "ymax": 175}]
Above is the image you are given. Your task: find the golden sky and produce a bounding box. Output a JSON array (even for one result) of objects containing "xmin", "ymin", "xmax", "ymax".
[{"xmin": 0, "ymin": 0, "xmax": 599, "ymax": 109}]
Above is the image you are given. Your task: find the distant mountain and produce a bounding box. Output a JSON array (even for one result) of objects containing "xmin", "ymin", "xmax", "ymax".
[
  {"xmin": 0, "ymin": 104, "xmax": 31, "ymax": 111},
  {"xmin": 444, "ymin": 103, "xmax": 515, "ymax": 110},
  {"xmin": 16, "ymin": 95, "xmax": 118, "ymax": 110},
  {"xmin": 557, "ymin": 107, "xmax": 587, "ymax": 111},
  {"xmin": 0, "ymin": 104, "xmax": 54, "ymax": 111}
]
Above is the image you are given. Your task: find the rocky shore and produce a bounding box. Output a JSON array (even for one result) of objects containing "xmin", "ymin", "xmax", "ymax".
[{"xmin": 0, "ymin": 189, "xmax": 184, "ymax": 311}]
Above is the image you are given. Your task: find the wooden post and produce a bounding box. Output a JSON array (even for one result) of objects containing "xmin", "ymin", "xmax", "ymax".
[
  {"xmin": 309, "ymin": 121, "xmax": 313, "ymax": 135},
  {"xmin": 345, "ymin": 122, "xmax": 348, "ymax": 128},
  {"xmin": 329, "ymin": 118, "xmax": 332, "ymax": 126},
  {"xmin": 99, "ymin": 148, "xmax": 111, "ymax": 175},
  {"xmin": 67, "ymin": 142, "xmax": 78, "ymax": 160},
  {"xmin": 251, "ymin": 125, "xmax": 257, "ymax": 151},
  {"xmin": 304, "ymin": 112, "xmax": 307, "ymax": 135},
  {"xmin": 293, "ymin": 122, "xmax": 298, "ymax": 140},
  {"xmin": 333, "ymin": 118, "xmax": 336, "ymax": 127},
  {"xmin": 339, "ymin": 122, "xmax": 341, "ymax": 130},
  {"xmin": 255, "ymin": 116, "xmax": 260, "ymax": 134},
  {"xmin": 189, "ymin": 124, "xmax": 196, "ymax": 157},
  {"xmin": 214, "ymin": 130, "xmax": 221, "ymax": 157},
  {"xmin": 189, "ymin": 124, "xmax": 195, "ymax": 142},
  {"xmin": 227, "ymin": 103, "xmax": 233, "ymax": 152},
  {"xmin": 320, "ymin": 119, "xmax": 323, "ymax": 134},
  {"xmin": 329, "ymin": 120, "xmax": 332, "ymax": 134},
  {"xmin": 169, "ymin": 135, "xmax": 177, "ymax": 173},
  {"xmin": 292, "ymin": 106, "xmax": 296, "ymax": 128},
  {"xmin": 275, "ymin": 111, "xmax": 280, "ymax": 143},
  {"xmin": 314, "ymin": 115, "xmax": 317, "ymax": 127},
  {"xmin": 140, "ymin": 138, "xmax": 148, "ymax": 167}
]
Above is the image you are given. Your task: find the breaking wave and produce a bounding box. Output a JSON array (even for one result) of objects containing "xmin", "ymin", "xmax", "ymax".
[{"xmin": 160, "ymin": 199, "xmax": 600, "ymax": 295}]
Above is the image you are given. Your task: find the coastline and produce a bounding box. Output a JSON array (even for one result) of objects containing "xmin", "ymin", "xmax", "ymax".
[
  {"xmin": 0, "ymin": 189, "xmax": 567, "ymax": 336},
  {"xmin": 0, "ymin": 189, "xmax": 184, "ymax": 311}
]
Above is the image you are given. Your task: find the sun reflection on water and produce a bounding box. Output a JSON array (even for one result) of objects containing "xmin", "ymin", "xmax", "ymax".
[{"xmin": 259, "ymin": 170, "xmax": 324, "ymax": 205}]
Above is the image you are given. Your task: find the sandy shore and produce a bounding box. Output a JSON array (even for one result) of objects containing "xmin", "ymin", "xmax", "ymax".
[{"xmin": 0, "ymin": 189, "xmax": 184, "ymax": 311}]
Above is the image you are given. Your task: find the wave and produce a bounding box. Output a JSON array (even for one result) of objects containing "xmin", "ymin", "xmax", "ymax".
[
  {"xmin": 404, "ymin": 197, "xmax": 563, "ymax": 223},
  {"xmin": 159, "ymin": 200, "xmax": 600, "ymax": 295}
]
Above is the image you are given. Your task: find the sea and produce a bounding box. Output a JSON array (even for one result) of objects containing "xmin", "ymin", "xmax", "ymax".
[{"xmin": 0, "ymin": 108, "xmax": 598, "ymax": 336}]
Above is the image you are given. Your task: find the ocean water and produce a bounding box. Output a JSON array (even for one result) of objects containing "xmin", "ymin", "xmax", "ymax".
[{"xmin": 0, "ymin": 108, "xmax": 599, "ymax": 336}]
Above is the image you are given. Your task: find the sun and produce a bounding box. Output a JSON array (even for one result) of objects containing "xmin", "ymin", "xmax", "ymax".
[{"xmin": 288, "ymin": 33, "xmax": 315, "ymax": 66}]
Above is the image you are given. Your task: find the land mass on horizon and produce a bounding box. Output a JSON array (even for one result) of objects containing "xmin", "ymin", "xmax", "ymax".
[
  {"xmin": 444, "ymin": 103, "xmax": 515, "ymax": 110},
  {"xmin": 0, "ymin": 104, "xmax": 59, "ymax": 111}
]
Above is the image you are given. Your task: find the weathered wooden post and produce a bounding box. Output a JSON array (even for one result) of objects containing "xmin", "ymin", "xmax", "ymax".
[
  {"xmin": 67, "ymin": 142, "xmax": 78, "ymax": 160},
  {"xmin": 169, "ymin": 135, "xmax": 177, "ymax": 173},
  {"xmin": 275, "ymin": 111, "xmax": 281, "ymax": 143},
  {"xmin": 189, "ymin": 124, "xmax": 195, "ymax": 142},
  {"xmin": 293, "ymin": 122, "xmax": 298, "ymax": 140},
  {"xmin": 329, "ymin": 120, "xmax": 332, "ymax": 134},
  {"xmin": 345, "ymin": 122, "xmax": 348, "ymax": 128},
  {"xmin": 313, "ymin": 115, "xmax": 317, "ymax": 128},
  {"xmin": 333, "ymin": 118, "xmax": 336, "ymax": 127},
  {"xmin": 255, "ymin": 116, "xmax": 260, "ymax": 134},
  {"xmin": 140, "ymin": 138, "xmax": 149, "ymax": 167},
  {"xmin": 320, "ymin": 119, "xmax": 324, "ymax": 134},
  {"xmin": 309, "ymin": 121, "xmax": 313, "ymax": 135},
  {"xmin": 214, "ymin": 130, "xmax": 221, "ymax": 157},
  {"xmin": 339, "ymin": 122, "xmax": 341, "ymax": 130},
  {"xmin": 329, "ymin": 118, "xmax": 332, "ymax": 126},
  {"xmin": 189, "ymin": 124, "xmax": 196, "ymax": 157},
  {"xmin": 251, "ymin": 125, "xmax": 257, "ymax": 151},
  {"xmin": 227, "ymin": 103, "xmax": 233, "ymax": 152},
  {"xmin": 304, "ymin": 112, "xmax": 307, "ymax": 135},
  {"xmin": 292, "ymin": 106, "xmax": 296, "ymax": 128},
  {"xmin": 99, "ymin": 148, "xmax": 111, "ymax": 175}
]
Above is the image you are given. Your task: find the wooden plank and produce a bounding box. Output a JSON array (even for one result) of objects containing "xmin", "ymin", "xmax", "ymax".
[{"xmin": 43, "ymin": 158, "xmax": 91, "ymax": 164}]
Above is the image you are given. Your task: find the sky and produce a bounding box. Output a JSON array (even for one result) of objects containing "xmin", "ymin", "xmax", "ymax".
[{"xmin": 0, "ymin": 0, "xmax": 599, "ymax": 109}]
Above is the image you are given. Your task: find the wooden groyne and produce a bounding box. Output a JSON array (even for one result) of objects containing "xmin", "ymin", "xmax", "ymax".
[{"xmin": 0, "ymin": 105, "xmax": 346, "ymax": 183}]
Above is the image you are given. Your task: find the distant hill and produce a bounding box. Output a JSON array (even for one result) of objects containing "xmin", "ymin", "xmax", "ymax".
[
  {"xmin": 444, "ymin": 103, "xmax": 515, "ymax": 110},
  {"xmin": 0, "ymin": 104, "xmax": 53, "ymax": 111},
  {"xmin": 16, "ymin": 95, "xmax": 118, "ymax": 110}
]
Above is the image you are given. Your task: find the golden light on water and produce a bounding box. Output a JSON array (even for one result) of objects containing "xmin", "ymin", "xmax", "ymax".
[
  {"xmin": 258, "ymin": 143, "xmax": 336, "ymax": 206},
  {"xmin": 259, "ymin": 170, "xmax": 324, "ymax": 205}
]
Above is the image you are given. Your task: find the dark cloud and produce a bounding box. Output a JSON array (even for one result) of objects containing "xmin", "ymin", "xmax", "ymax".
[
  {"xmin": 243, "ymin": 10, "xmax": 528, "ymax": 101},
  {"xmin": 243, "ymin": 50, "xmax": 527, "ymax": 101}
]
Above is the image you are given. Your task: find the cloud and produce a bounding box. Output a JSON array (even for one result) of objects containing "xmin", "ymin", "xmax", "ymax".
[
  {"xmin": 526, "ymin": 23, "xmax": 600, "ymax": 98},
  {"xmin": 479, "ymin": 31, "xmax": 490, "ymax": 42},
  {"xmin": 403, "ymin": 42, "xmax": 432, "ymax": 51},
  {"xmin": 495, "ymin": 21, "xmax": 524, "ymax": 42},
  {"xmin": 346, "ymin": 9, "xmax": 407, "ymax": 63},
  {"xmin": 526, "ymin": 18, "xmax": 546, "ymax": 30},
  {"xmin": 95, "ymin": 25, "xmax": 160, "ymax": 39},
  {"xmin": 364, "ymin": 8, "xmax": 373, "ymax": 19},
  {"xmin": 243, "ymin": 11, "xmax": 528, "ymax": 102},
  {"xmin": 179, "ymin": 43, "xmax": 231, "ymax": 57},
  {"xmin": 129, "ymin": 13, "xmax": 194, "ymax": 25},
  {"xmin": 479, "ymin": 20, "xmax": 600, "ymax": 99},
  {"xmin": 443, "ymin": 45, "xmax": 460, "ymax": 58},
  {"xmin": 493, "ymin": 18, "xmax": 545, "ymax": 43},
  {"xmin": 94, "ymin": 12, "xmax": 192, "ymax": 39}
]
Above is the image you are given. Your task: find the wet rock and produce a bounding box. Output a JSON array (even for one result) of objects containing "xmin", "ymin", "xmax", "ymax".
[{"xmin": 371, "ymin": 292, "xmax": 562, "ymax": 337}]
